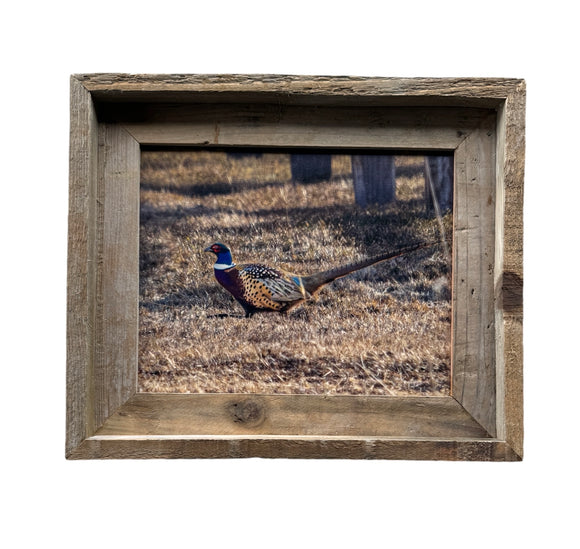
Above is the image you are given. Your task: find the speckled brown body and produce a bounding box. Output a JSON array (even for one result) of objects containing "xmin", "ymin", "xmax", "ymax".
[{"xmin": 214, "ymin": 263, "xmax": 308, "ymax": 316}]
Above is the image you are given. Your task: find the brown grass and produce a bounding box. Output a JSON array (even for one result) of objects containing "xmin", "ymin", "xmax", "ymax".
[{"xmin": 139, "ymin": 151, "xmax": 452, "ymax": 395}]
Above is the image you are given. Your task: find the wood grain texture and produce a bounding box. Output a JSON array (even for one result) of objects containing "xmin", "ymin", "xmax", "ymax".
[
  {"xmin": 69, "ymin": 437, "xmax": 521, "ymax": 461},
  {"xmin": 452, "ymin": 115, "xmax": 497, "ymax": 436},
  {"xmin": 496, "ymin": 82, "xmax": 525, "ymax": 457},
  {"xmin": 66, "ymin": 75, "xmax": 525, "ymax": 460},
  {"xmin": 100, "ymin": 104, "xmax": 491, "ymax": 150},
  {"xmin": 75, "ymin": 74, "xmax": 523, "ymax": 107},
  {"xmin": 93, "ymin": 125, "xmax": 140, "ymax": 429},
  {"xmin": 94, "ymin": 394, "xmax": 489, "ymax": 438},
  {"xmin": 66, "ymin": 77, "xmax": 98, "ymax": 455}
]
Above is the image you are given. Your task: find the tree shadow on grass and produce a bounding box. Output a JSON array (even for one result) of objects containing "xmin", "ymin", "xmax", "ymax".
[
  {"xmin": 140, "ymin": 178, "xmax": 286, "ymax": 198},
  {"xmin": 206, "ymin": 199, "xmax": 444, "ymax": 256},
  {"xmin": 141, "ymin": 200, "xmax": 431, "ymax": 245},
  {"xmin": 140, "ymin": 283, "xmax": 243, "ymax": 314}
]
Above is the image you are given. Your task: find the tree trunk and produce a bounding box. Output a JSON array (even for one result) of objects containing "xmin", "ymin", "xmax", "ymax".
[
  {"xmin": 424, "ymin": 156, "xmax": 453, "ymax": 213},
  {"xmin": 351, "ymin": 154, "xmax": 396, "ymax": 207},
  {"xmin": 290, "ymin": 154, "xmax": 332, "ymax": 183}
]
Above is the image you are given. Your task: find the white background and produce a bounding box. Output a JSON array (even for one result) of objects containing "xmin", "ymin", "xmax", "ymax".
[{"xmin": 2, "ymin": 1, "xmax": 578, "ymax": 547}]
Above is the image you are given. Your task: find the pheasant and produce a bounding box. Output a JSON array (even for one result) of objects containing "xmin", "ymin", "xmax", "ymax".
[{"xmin": 204, "ymin": 241, "xmax": 437, "ymax": 317}]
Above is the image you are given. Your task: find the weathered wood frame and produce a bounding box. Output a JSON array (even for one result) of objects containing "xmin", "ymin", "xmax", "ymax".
[{"xmin": 67, "ymin": 75, "xmax": 524, "ymax": 460}]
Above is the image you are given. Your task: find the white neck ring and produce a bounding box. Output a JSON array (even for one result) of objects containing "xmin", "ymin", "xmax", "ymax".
[{"xmin": 214, "ymin": 263, "xmax": 235, "ymax": 270}]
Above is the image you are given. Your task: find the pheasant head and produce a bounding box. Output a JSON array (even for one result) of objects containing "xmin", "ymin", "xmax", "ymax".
[{"xmin": 204, "ymin": 242, "xmax": 235, "ymax": 269}]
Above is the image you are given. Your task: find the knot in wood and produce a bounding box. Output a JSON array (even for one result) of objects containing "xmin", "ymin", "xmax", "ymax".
[{"xmin": 228, "ymin": 399, "xmax": 265, "ymax": 427}]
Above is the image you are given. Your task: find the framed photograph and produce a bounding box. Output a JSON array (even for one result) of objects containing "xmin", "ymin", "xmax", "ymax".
[{"xmin": 66, "ymin": 74, "xmax": 524, "ymax": 460}]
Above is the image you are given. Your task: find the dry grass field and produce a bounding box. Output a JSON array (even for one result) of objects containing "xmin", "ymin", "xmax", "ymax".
[{"xmin": 139, "ymin": 150, "xmax": 452, "ymax": 395}]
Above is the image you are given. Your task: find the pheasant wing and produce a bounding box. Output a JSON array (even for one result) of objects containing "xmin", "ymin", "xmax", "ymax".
[
  {"xmin": 239, "ymin": 264, "xmax": 308, "ymax": 302},
  {"xmin": 262, "ymin": 276, "xmax": 307, "ymax": 302}
]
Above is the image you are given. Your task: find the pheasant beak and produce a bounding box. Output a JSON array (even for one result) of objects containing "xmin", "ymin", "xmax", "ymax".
[{"xmin": 204, "ymin": 246, "xmax": 215, "ymax": 253}]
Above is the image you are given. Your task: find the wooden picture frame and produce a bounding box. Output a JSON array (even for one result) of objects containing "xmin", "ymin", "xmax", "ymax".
[{"xmin": 66, "ymin": 74, "xmax": 524, "ymax": 460}]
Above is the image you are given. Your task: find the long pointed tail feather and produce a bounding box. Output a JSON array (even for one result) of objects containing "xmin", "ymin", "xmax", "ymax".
[{"xmin": 300, "ymin": 241, "xmax": 439, "ymax": 294}]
